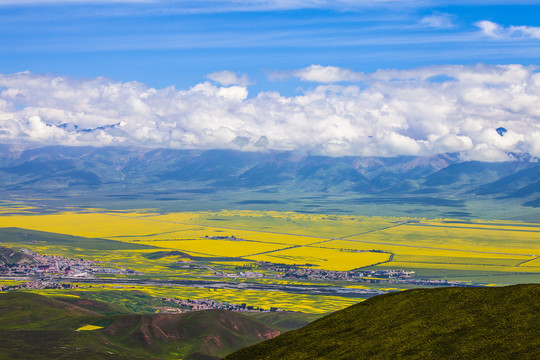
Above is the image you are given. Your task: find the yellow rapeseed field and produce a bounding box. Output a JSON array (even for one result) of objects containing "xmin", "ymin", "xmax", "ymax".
[
  {"xmin": 0, "ymin": 211, "xmax": 184, "ymax": 238},
  {"xmin": 104, "ymin": 285, "xmax": 358, "ymax": 314},
  {"xmin": 27, "ymin": 284, "xmax": 358, "ymax": 314},
  {"xmin": 518, "ymin": 256, "xmax": 540, "ymax": 268},
  {"xmin": 136, "ymin": 239, "xmax": 290, "ymax": 258},
  {"xmin": 76, "ymin": 325, "xmax": 104, "ymax": 331},
  {"xmin": 0, "ymin": 206, "xmax": 538, "ymax": 273},
  {"xmin": 245, "ymin": 246, "xmax": 390, "ymax": 271}
]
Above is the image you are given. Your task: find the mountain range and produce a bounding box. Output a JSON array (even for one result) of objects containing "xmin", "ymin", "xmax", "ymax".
[{"xmin": 0, "ymin": 144, "xmax": 539, "ymax": 218}]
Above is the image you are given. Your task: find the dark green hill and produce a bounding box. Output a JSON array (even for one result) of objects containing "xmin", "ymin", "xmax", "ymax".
[
  {"xmin": 0, "ymin": 227, "xmax": 156, "ymax": 251},
  {"xmin": 225, "ymin": 284, "xmax": 540, "ymax": 360},
  {"xmin": 0, "ymin": 292, "xmax": 293, "ymax": 360},
  {"xmin": 102, "ymin": 310, "xmax": 280, "ymax": 360},
  {"xmin": 244, "ymin": 311, "xmax": 322, "ymax": 332},
  {"xmin": 143, "ymin": 250, "xmax": 194, "ymax": 260},
  {"xmin": 0, "ymin": 292, "xmax": 102, "ymax": 330}
]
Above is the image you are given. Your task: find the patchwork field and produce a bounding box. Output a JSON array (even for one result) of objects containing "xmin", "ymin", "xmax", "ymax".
[
  {"xmin": 0, "ymin": 205, "xmax": 539, "ymax": 274},
  {"xmin": 244, "ymin": 247, "xmax": 390, "ymax": 271},
  {"xmin": 28, "ymin": 285, "xmax": 357, "ymax": 314}
]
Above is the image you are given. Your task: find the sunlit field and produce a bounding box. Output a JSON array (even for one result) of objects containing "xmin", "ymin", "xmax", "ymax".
[
  {"xmin": 23, "ymin": 285, "xmax": 358, "ymax": 314},
  {"xmin": 244, "ymin": 247, "xmax": 390, "ymax": 271},
  {"xmin": 76, "ymin": 325, "xmax": 103, "ymax": 331},
  {"xmin": 1, "ymin": 206, "xmax": 539, "ymax": 274}
]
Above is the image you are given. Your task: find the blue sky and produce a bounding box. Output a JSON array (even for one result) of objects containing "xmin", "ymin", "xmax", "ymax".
[
  {"xmin": 2, "ymin": 1, "xmax": 540, "ymax": 91},
  {"xmin": 1, "ymin": 1, "xmax": 540, "ymax": 159}
]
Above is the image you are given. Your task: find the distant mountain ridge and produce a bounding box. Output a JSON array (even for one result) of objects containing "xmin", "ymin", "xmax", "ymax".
[{"xmin": 0, "ymin": 144, "xmax": 539, "ymax": 213}]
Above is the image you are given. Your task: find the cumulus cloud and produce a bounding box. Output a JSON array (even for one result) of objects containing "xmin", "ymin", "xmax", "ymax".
[
  {"xmin": 270, "ymin": 65, "xmax": 365, "ymax": 83},
  {"xmin": 475, "ymin": 20, "xmax": 540, "ymax": 40},
  {"xmin": 475, "ymin": 20, "xmax": 503, "ymax": 38},
  {"xmin": 206, "ymin": 71, "xmax": 252, "ymax": 87},
  {"xmin": 1, "ymin": 64, "xmax": 540, "ymax": 161}
]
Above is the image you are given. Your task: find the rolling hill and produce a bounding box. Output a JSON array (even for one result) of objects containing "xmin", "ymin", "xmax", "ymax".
[
  {"xmin": 225, "ymin": 284, "xmax": 540, "ymax": 360},
  {"xmin": 0, "ymin": 292, "xmax": 309, "ymax": 360}
]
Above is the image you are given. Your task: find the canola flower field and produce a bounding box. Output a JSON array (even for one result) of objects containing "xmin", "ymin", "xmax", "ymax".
[
  {"xmin": 0, "ymin": 203, "xmax": 539, "ymax": 273},
  {"xmin": 27, "ymin": 284, "xmax": 359, "ymax": 314},
  {"xmin": 1, "ymin": 202, "xmax": 539, "ymax": 313},
  {"xmin": 76, "ymin": 325, "xmax": 104, "ymax": 331}
]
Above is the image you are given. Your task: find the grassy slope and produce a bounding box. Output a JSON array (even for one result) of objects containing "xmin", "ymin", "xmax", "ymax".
[
  {"xmin": 225, "ymin": 284, "xmax": 540, "ymax": 360},
  {"xmin": 102, "ymin": 310, "xmax": 280, "ymax": 360},
  {"xmin": 0, "ymin": 291, "xmax": 312, "ymax": 360},
  {"xmin": 0, "ymin": 292, "xmax": 102, "ymax": 330},
  {"xmin": 0, "ymin": 227, "xmax": 156, "ymax": 251},
  {"xmin": 243, "ymin": 311, "xmax": 322, "ymax": 332},
  {"xmin": 0, "ymin": 292, "xmax": 118, "ymax": 360}
]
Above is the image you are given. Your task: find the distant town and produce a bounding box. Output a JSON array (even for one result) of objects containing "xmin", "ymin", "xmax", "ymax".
[
  {"xmin": 0, "ymin": 248, "xmax": 139, "ymax": 278},
  {"xmin": 162, "ymin": 297, "xmax": 282, "ymax": 313},
  {"xmin": 213, "ymin": 262, "xmax": 466, "ymax": 287},
  {"xmin": 0, "ymin": 245, "xmax": 467, "ymax": 297},
  {"xmin": 0, "ymin": 280, "xmax": 76, "ymax": 292}
]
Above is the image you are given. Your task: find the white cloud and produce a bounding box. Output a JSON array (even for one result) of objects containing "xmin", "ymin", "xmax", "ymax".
[
  {"xmin": 462, "ymin": 144, "xmax": 511, "ymax": 162},
  {"xmin": 509, "ymin": 25, "xmax": 540, "ymax": 39},
  {"xmin": 475, "ymin": 20, "xmax": 503, "ymax": 38},
  {"xmin": 206, "ymin": 71, "xmax": 252, "ymax": 87},
  {"xmin": 420, "ymin": 12, "xmax": 454, "ymax": 29},
  {"xmin": 1, "ymin": 64, "xmax": 540, "ymax": 161},
  {"xmin": 475, "ymin": 20, "xmax": 540, "ymax": 40},
  {"xmin": 271, "ymin": 65, "xmax": 364, "ymax": 83},
  {"xmin": 274, "ymin": 63, "xmax": 534, "ymax": 85}
]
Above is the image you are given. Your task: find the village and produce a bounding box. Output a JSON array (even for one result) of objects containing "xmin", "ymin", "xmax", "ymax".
[
  {"xmin": 162, "ymin": 297, "xmax": 282, "ymax": 313},
  {"xmin": 0, "ymin": 280, "xmax": 76, "ymax": 292},
  {"xmin": 215, "ymin": 263, "xmax": 465, "ymax": 286},
  {"xmin": 268, "ymin": 265, "xmax": 416, "ymax": 281},
  {"xmin": 0, "ymin": 248, "xmax": 139, "ymax": 278},
  {"xmin": 0, "ymin": 245, "xmax": 466, "ymax": 291}
]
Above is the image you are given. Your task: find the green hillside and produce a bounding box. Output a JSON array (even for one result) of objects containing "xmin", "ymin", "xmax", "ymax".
[
  {"xmin": 243, "ymin": 311, "xmax": 321, "ymax": 332},
  {"xmin": 0, "ymin": 292, "xmax": 102, "ymax": 330},
  {"xmin": 225, "ymin": 284, "xmax": 540, "ymax": 360},
  {"xmin": 0, "ymin": 227, "xmax": 156, "ymax": 251},
  {"xmin": 0, "ymin": 292, "xmax": 297, "ymax": 360}
]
